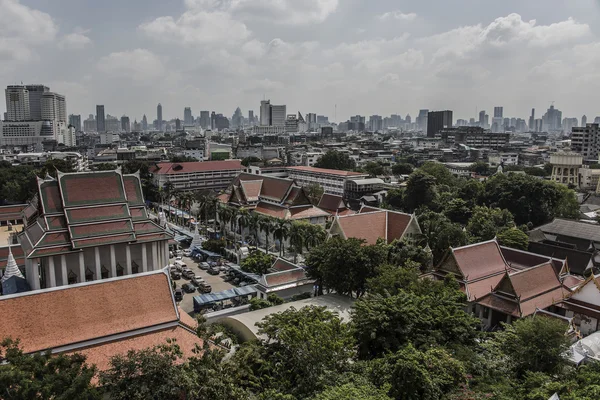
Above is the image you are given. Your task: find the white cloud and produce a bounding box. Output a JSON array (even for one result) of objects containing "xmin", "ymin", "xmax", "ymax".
[
  {"xmin": 97, "ymin": 49, "xmax": 165, "ymax": 83},
  {"xmin": 185, "ymin": 0, "xmax": 338, "ymax": 25},
  {"xmin": 58, "ymin": 28, "xmax": 92, "ymax": 50},
  {"xmin": 378, "ymin": 10, "xmax": 417, "ymax": 21},
  {"xmin": 0, "ymin": 0, "xmax": 57, "ymax": 62},
  {"xmin": 139, "ymin": 10, "xmax": 250, "ymax": 46}
]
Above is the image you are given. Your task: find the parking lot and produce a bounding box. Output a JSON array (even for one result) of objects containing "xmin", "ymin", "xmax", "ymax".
[{"xmin": 170, "ymin": 255, "xmax": 235, "ymax": 315}]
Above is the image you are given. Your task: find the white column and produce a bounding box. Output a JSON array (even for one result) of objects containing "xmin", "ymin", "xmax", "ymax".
[
  {"xmin": 110, "ymin": 245, "xmax": 117, "ymax": 277},
  {"xmin": 164, "ymin": 242, "xmax": 169, "ymax": 266},
  {"xmin": 142, "ymin": 243, "xmax": 148, "ymax": 272},
  {"xmin": 78, "ymin": 252, "xmax": 85, "ymax": 283},
  {"xmin": 61, "ymin": 255, "xmax": 68, "ymax": 286},
  {"xmin": 126, "ymin": 246, "xmax": 132, "ymax": 275},
  {"xmin": 94, "ymin": 247, "xmax": 101, "ymax": 280},
  {"xmin": 48, "ymin": 256, "xmax": 57, "ymax": 288},
  {"xmin": 26, "ymin": 259, "xmax": 40, "ymax": 290},
  {"xmin": 152, "ymin": 242, "xmax": 158, "ymax": 271}
]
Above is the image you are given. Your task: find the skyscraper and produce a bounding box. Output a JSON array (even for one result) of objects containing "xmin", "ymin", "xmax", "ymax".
[
  {"xmin": 232, "ymin": 107, "xmax": 243, "ymax": 128},
  {"xmin": 478, "ymin": 110, "xmax": 486, "ymax": 127},
  {"xmin": 248, "ymin": 110, "xmax": 254, "ymax": 125},
  {"xmin": 157, "ymin": 103, "xmax": 163, "ymax": 131},
  {"xmin": 542, "ymin": 104, "xmax": 562, "ymax": 131},
  {"xmin": 69, "ymin": 114, "xmax": 81, "ymax": 131},
  {"xmin": 427, "ymin": 110, "xmax": 453, "ymax": 138},
  {"xmin": 200, "ymin": 111, "xmax": 210, "ymax": 129},
  {"xmin": 582, "ymin": 115, "xmax": 587, "ymax": 127},
  {"xmin": 25, "ymin": 85, "xmax": 49, "ymax": 120},
  {"xmin": 176, "ymin": 118, "xmax": 181, "ymax": 131},
  {"xmin": 529, "ymin": 109, "xmax": 535, "ymax": 132},
  {"xmin": 121, "ymin": 115, "xmax": 130, "ymax": 132},
  {"xmin": 184, "ymin": 107, "xmax": 193, "ymax": 125},
  {"xmin": 416, "ymin": 109, "xmax": 429, "ymax": 132},
  {"xmin": 142, "ymin": 114, "xmax": 148, "ymax": 131},
  {"xmin": 494, "ymin": 107, "xmax": 503, "ymax": 118},
  {"xmin": 5, "ymin": 86, "xmax": 31, "ymax": 121},
  {"xmin": 260, "ymin": 100, "xmax": 271, "ymax": 126},
  {"xmin": 96, "ymin": 105, "xmax": 106, "ymax": 132},
  {"xmin": 41, "ymin": 92, "xmax": 66, "ymax": 122},
  {"xmin": 270, "ymin": 105, "xmax": 287, "ymax": 127}
]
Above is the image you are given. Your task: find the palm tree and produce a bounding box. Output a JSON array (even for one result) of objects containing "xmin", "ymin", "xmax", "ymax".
[
  {"xmin": 162, "ymin": 182, "xmax": 174, "ymax": 222},
  {"xmin": 205, "ymin": 193, "xmax": 219, "ymax": 237},
  {"xmin": 305, "ymin": 224, "xmax": 327, "ymax": 252},
  {"xmin": 229, "ymin": 207, "xmax": 239, "ymax": 242},
  {"xmin": 273, "ymin": 219, "xmax": 290, "ymax": 258},
  {"xmin": 247, "ymin": 213, "xmax": 261, "ymax": 247},
  {"xmin": 217, "ymin": 206, "xmax": 231, "ymax": 238},
  {"xmin": 289, "ymin": 222, "xmax": 306, "ymax": 263},
  {"xmin": 259, "ymin": 216, "xmax": 274, "ymax": 254},
  {"xmin": 237, "ymin": 207, "xmax": 250, "ymax": 245}
]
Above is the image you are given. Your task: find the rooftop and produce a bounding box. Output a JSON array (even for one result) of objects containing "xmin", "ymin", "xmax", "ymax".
[
  {"xmin": 152, "ymin": 160, "xmax": 242, "ymax": 175},
  {"xmin": 287, "ymin": 165, "xmax": 366, "ymax": 177}
]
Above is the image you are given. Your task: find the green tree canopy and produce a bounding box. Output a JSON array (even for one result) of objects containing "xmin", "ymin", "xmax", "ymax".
[
  {"xmin": 496, "ymin": 227, "xmax": 529, "ymax": 250},
  {"xmin": 363, "ymin": 161, "xmax": 385, "ymax": 177},
  {"xmin": 305, "ymin": 182, "xmax": 325, "ymax": 205},
  {"xmin": 466, "ymin": 206, "xmax": 515, "ymax": 242},
  {"xmin": 241, "ymin": 251, "xmax": 275, "ymax": 275},
  {"xmin": 419, "ymin": 162, "xmax": 457, "ymax": 186},
  {"xmin": 418, "ymin": 211, "xmax": 468, "ymax": 264},
  {"xmin": 392, "ymin": 163, "xmax": 414, "ymax": 176},
  {"xmin": 403, "ymin": 171, "xmax": 438, "ymax": 212},
  {"xmin": 314, "ymin": 150, "xmax": 356, "ymax": 171}
]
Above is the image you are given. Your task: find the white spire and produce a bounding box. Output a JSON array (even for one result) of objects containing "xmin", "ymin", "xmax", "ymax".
[
  {"xmin": 190, "ymin": 223, "xmax": 202, "ymax": 250},
  {"xmin": 2, "ymin": 238, "xmax": 24, "ymax": 283}
]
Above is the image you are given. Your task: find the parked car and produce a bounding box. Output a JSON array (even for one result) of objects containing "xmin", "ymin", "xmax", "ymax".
[
  {"xmin": 219, "ymin": 265, "xmax": 229, "ymax": 273},
  {"xmin": 223, "ymin": 275, "xmax": 234, "ymax": 282},
  {"xmin": 183, "ymin": 249, "xmax": 192, "ymax": 257},
  {"xmin": 169, "ymin": 251, "xmax": 174, "ymax": 258},
  {"xmin": 191, "ymin": 276, "xmax": 205, "ymax": 286},
  {"xmin": 182, "ymin": 283, "xmax": 196, "ymax": 293},
  {"xmin": 239, "ymin": 281, "xmax": 249, "ymax": 287},
  {"xmin": 197, "ymin": 283, "xmax": 212, "ymax": 293},
  {"xmin": 198, "ymin": 262, "xmax": 209, "ymax": 270},
  {"xmin": 182, "ymin": 269, "xmax": 195, "ymax": 279},
  {"xmin": 170, "ymin": 271, "xmax": 182, "ymax": 280},
  {"xmin": 207, "ymin": 267, "xmax": 220, "ymax": 275},
  {"xmin": 174, "ymin": 288, "xmax": 184, "ymax": 302},
  {"xmin": 176, "ymin": 250, "xmax": 183, "ymax": 256}
]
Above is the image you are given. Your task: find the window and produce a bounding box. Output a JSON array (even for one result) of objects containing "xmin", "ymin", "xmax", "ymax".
[
  {"xmin": 132, "ymin": 261, "xmax": 140, "ymax": 274},
  {"xmin": 85, "ymin": 267, "xmax": 94, "ymax": 282},
  {"xmin": 116, "ymin": 263, "xmax": 124, "ymax": 277},
  {"xmin": 101, "ymin": 266, "xmax": 109, "ymax": 279},
  {"xmin": 68, "ymin": 271, "xmax": 77, "ymax": 285}
]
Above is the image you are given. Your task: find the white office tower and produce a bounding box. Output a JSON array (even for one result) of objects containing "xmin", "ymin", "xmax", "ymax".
[
  {"xmin": 5, "ymin": 86, "xmax": 30, "ymax": 121},
  {"xmin": 260, "ymin": 100, "xmax": 271, "ymax": 126},
  {"xmin": 56, "ymin": 125, "xmax": 76, "ymax": 147},
  {"xmin": 271, "ymin": 105, "xmax": 287, "ymax": 127},
  {"xmin": 41, "ymin": 92, "xmax": 67, "ymax": 122}
]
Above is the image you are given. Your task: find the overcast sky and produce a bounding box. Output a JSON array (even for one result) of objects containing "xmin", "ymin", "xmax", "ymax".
[{"xmin": 2, "ymin": 0, "xmax": 600, "ymax": 122}]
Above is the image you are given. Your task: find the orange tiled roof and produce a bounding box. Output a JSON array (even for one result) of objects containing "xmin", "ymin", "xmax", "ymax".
[
  {"xmin": 0, "ymin": 204, "xmax": 26, "ymax": 221},
  {"xmin": 335, "ymin": 208, "xmax": 414, "ymax": 245},
  {"xmin": 452, "ymin": 240, "xmax": 508, "ymax": 281},
  {"xmin": 317, "ymin": 194, "xmax": 345, "ymax": 212},
  {"xmin": 254, "ymin": 202, "xmax": 287, "ymax": 219},
  {"xmin": 0, "ymin": 271, "xmax": 178, "ymax": 354},
  {"xmin": 289, "ymin": 206, "xmax": 330, "ymax": 220}
]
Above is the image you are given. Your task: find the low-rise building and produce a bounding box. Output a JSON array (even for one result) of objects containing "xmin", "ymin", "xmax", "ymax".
[
  {"xmin": 255, "ymin": 258, "xmax": 314, "ymax": 300},
  {"xmin": 287, "ymin": 166, "xmax": 368, "ymax": 197},
  {"xmin": 549, "ymin": 152, "xmax": 600, "ymax": 191},
  {"xmin": 151, "ymin": 160, "xmax": 243, "ymax": 192}
]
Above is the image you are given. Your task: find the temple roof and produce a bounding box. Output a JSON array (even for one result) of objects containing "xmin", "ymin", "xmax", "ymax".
[
  {"xmin": 1, "ymin": 244, "xmax": 24, "ymax": 283},
  {"xmin": 332, "ymin": 207, "xmax": 416, "ymax": 245},
  {"xmin": 19, "ymin": 170, "xmax": 171, "ymax": 259}
]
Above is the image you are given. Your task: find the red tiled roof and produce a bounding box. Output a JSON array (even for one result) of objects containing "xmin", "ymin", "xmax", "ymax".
[
  {"xmin": 0, "ymin": 204, "xmax": 26, "ymax": 221},
  {"xmin": 0, "ymin": 272, "xmax": 178, "ymax": 354},
  {"xmin": 66, "ymin": 204, "xmax": 130, "ymax": 224},
  {"xmin": 240, "ymin": 180, "xmax": 262, "ymax": 202},
  {"xmin": 217, "ymin": 193, "xmax": 229, "ymax": 203},
  {"xmin": 337, "ymin": 211, "xmax": 387, "ymax": 245},
  {"xmin": 318, "ymin": 194, "xmax": 345, "ymax": 211},
  {"xmin": 337, "ymin": 209, "xmax": 355, "ymax": 216},
  {"xmin": 135, "ymin": 232, "xmax": 170, "ymax": 243},
  {"xmin": 69, "ymin": 220, "xmax": 133, "ymax": 239},
  {"xmin": 72, "ymin": 233, "xmax": 136, "ymax": 249},
  {"xmin": 519, "ymin": 287, "xmax": 566, "ymax": 317},
  {"xmin": 40, "ymin": 181, "xmax": 63, "ymax": 214},
  {"xmin": 452, "ymin": 240, "xmax": 508, "ymax": 281},
  {"xmin": 289, "ymin": 206, "xmax": 330, "ymax": 220},
  {"xmin": 508, "ymin": 263, "xmax": 562, "ymax": 300},
  {"xmin": 240, "ymin": 174, "xmax": 292, "ymax": 202},
  {"xmin": 500, "ymin": 247, "xmax": 556, "ymax": 270},
  {"xmin": 264, "ymin": 269, "xmax": 308, "ymax": 287},
  {"xmin": 254, "ymin": 202, "xmax": 287, "ymax": 219},
  {"xmin": 386, "ymin": 211, "xmax": 412, "ymax": 243},
  {"xmin": 23, "ymin": 203, "xmax": 37, "ymax": 220},
  {"xmin": 123, "ymin": 175, "xmax": 145, "ymax": 206},
  {"xmin": 288, "ymin": 166, "xmax": 365, "ymax": 177},
  {"xmin": 59, "ymin": 172, "xmax": 126, "ymax": 207},
  {"xmin": 359, "ymin": 206, "xmax": 381, "ymax": 213},
  {"xmin": 478, "ymin": 293, "xmax": 520, "ymax": 316},
  {"xmin": 37, "ymin": 231, "xmax": 71, "ymax": 247},
  {"xmin": 66, "ymin": 325, "xmax": 202, "ymax": 372},
  {"xmin": 562, "ymin": 275, "xmax": 584, "ymax": 290},
  {"xmin": 272, "ymin": 258, "xmax": 298, "ymax": 272},
  {"xmin": 130, "ymin": 207, "xmax": 148, "ymax": 221},
  {"xmin": 153, "ymin": 160, "xmax": 242, "ymax": 175},
  {"xmin": 134, "ymin": 221, "xmax": 164, "ymax": 235},
  {"xmin": 0, "ymin": 245, "xmax": 25, "ymax": 269},
  {"xmin": 465, "ymin": 274, "xmax": 505, "ymax": 302},
  {"xmin": 28, "ymin": 245, "xmax": 74, "ymax": 258},
  {"xmin": 46, "ymin": 216, "xmax": 67, "ymax": 231}
]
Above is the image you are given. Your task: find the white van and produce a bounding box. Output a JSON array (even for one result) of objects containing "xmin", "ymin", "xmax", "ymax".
[{"xmin": 174, "ymin": 260, "xmax": 187, "ymax": 270}]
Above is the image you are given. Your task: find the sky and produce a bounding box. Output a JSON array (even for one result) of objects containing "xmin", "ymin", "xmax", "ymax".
[{"xmin": 2, "ymin": 0, "xmax": 600, "ymax": 123}]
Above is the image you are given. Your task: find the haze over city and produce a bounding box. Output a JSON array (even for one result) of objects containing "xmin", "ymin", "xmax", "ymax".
[{"xmin": 2, "ymin": 0, "xmax": 600, "ymax": 120}]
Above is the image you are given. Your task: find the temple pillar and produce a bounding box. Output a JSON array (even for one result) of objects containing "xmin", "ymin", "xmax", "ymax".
[
  {"xmin": 487, "ymin": 308, "xmax": 493, "ymax": 327},
  {"xmin": 78, "ymin": 252, "xmax": 85, "ymax": 283},
  {"xmin": 48, "ymin": 256, "xmax": 56, "ymax": 288},
  {"xmin": 110, "ymin": 245, "xmax": 117, "ymax": 277},
  {"xmin": 26, "ymin": 259, "xmax": 40, "ymax": 290},
  {"xmin": 60, "ymin": 255, "xmax": 68, "ymax": 285},
  {"xmin": 152, "ymin": 242, "xmax": 158, "ymax": 271},
  {"xmin": 94, "ymin": 247, "xmax": 101, "ymax": 280},
  {"xmin": 142, "ymin": 243, "xmax": 148, "ymax": 272},
  {"xmin": 126, "ymin": 246, "xmax": 132, "ymax": 275}
]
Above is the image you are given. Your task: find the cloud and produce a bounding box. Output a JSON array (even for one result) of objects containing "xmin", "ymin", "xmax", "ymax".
[
  {"xmin": 139, "ymin": 10, "xmax": 250, "ymax": 46},
  {"xmin": 378, "ymin": 10, "xmax": 417, "ymax": 21},
  {"xmin": 185, "ymin": 0, "xmax": 338, "ymax": 25},
  {"xmin": 0, "ymin": 0, "xmax": 57, "ymax": 62},
  {"xmin": 58, "ymin": 28, "xmax": 92, "ymax": 50},
  {"xmin": 97, "ymin": 49, "xmax": 165, "ymax": 83}
]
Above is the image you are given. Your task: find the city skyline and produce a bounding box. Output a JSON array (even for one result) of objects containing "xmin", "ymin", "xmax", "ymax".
[{"xmin": 2, "ymin": 0, "xmax": 600, "ymax": 119}]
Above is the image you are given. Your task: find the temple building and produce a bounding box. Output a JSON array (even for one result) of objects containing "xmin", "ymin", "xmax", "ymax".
[{"xmin": 18, "ymin": 169, "xmax": 171, "ymax": 290}]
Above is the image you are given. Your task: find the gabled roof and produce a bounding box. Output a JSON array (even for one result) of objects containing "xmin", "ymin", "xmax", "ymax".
[
  {"xmin": 318, "ymin": 193, "xmax": 346, "ymax": 212},
  {"xmin": 333, "ymin": 207, "xmax": 415, "ymax": 245},
  {"xmin": 0, "ymin": 204, "xmax": 26, "ymax": 221},
  {"xmin": 537, "ymin": 218, "xmax": 600, "ymax": 243},
  {"xmin": 0, "ymin": 270, "xmax": 182, "ymax": 354},
  {"xmin": 57, "ymin": 170, "xmax": 127, "ymax": 208},
  {"xmin": 234, "ymin": 173, "xmax": 293, "ymax": 203},
  {"xmin": 240, "ymin": 180, "xmax": 262, "ymax": 202},
  {"xmin": 528, "ymin": 241, "xmax": 593, "ymax": 276},
  {"xmin": 446, "ymin": 240, "xmax": 509, "ymax": 281}
]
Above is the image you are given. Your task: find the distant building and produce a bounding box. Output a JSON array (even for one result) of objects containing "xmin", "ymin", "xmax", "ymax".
[
  {"xmin": 571, "ymin": 123, "xmax": 600, "ymax": 160},
  {"xmin": 287, "ymin": 165, "xmax": 368, "ymax": 197},
  {"xmin": 494, "ymin": 106, "xmax": 503, "ymax": 118},
  {"xmin": 427, "ymin": 110, "xmax": 453, "ymax": 138},
  {"xmin": 151, "ymin": 160, "xmax": 243, "ymax": 192},
  {"xmin": 582, "ymin": 115, "xmax": 587, "ymax": 127},
  {"xmin": 120, "ymin": 116, "xmax": 130, "ymax": 132},
  {"xmin": 96, "ymin": 105, "xmax": 106, "ymax": 132},
  {"xmin": 83, "ymin": 115, "xmax": 96, "ymax": 132},
  {"xmin": 200, "ymin": 111, "xmax": 210, "ymax": 129},
  {"xmin": 68, "ymin": 114, "xmax": 81, "ymax": 131},
  {"xmin": 260, "ymin": 100, "xmax": 271, "ymax": 126},
  {"xmin": 416, "ymin": 109, "xmax": 429, "ymax": 132},
  {"xmin": 270, "ymin": 105, "xmax": 286, "ymax": 127},
  {"xmin": 438, "ymin": 126, "xmax": 509, "ymax": 149},
  {"xmin": 157, "ymin": 103, "xmax": 163, "ymax": 131},
  {"xmin": 248, "ymin": 110, "xmax": 254, "ymax": 125},
  {"xmin": 542, "ymin": 104, "xmax": 562, "ymax": 132},
  {"xmin": 184, "ymin": 107, "xmax": 193, "ymax": 125}
]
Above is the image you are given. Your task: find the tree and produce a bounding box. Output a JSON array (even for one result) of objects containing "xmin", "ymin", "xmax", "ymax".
[
  {"xmin": 304, "ymin": 224, "xmax": 327, "ymax": 251},
  {"xmin": 314, "ymin": 150, "xmax": 356, "ymax": 171},
  {"xmin": 100, "ymin": 341, "xmax": 187, "ymax": 400},
  {"xmin": 247, "ymin": 212, "xmax": 261, "ymax": 246},
  {"xmin": 305, "ymin": 237, "xmax": 386, "ymax": 297},
  {"xmin": 470, "ymin": 161, "xmax": 492, "ymax": 176},
  {"xmin": 314, "ymin": 382, "xmax": 392, "ymax": 400},
  {"xmin": 289, "ymin": 221, "xmax": 308, "ymax": 261},
  {"xmin": 366, "ymin": 262, "xmax": 421, "ymax": 296},
  {"xmin": 202, "ymin": 239, "xmax": 225, "ymax": 254},
  {"xmin": 457, "ymin": 180, "xmax": 484, "ymax": 207},
  {"xmin": 241, "ymin": 156, "xmax": 261, "ymax": 167},
  {"xmin": 352, "ymin": 278, "xmax": 479, "ymax": 359},
  {"xmin": 305, "ymin": 182, "xmax": 324, "ymax": 205},
  {"xmin": 363, "ymin": 161, "xmax": 385, "ymax": 177},
  {"xmin": 237, "ymin": 207, "xmax": 250, "ymax": 244},
  {"xmin": 466, "ymin": 206, "xmax": 515, "ymax": 242},
  {"xmin": 418, "ymin": 211, "xmax": 468, "ymax": 264},
  {"xmin": 387, "ymin": 240, "xmax": 432, "ymax": 271},
  {"xmin": 383, "ymin": 188, "xmax": 404, "ymax": 210},
  {"xmin": 496, "ymin": 227, "xmax": 529, "ymax": 250},
  {"xmin": 403, "ymin": 171, "xmax": 438, "ymax": 212},
  {"xmin": 443, "ymin": 198, "xmax": 473, "ymax": 225},
  {"xmin": 392, "ymin": 163, "xmax": 414, "ymax": 176},
  {"xmin": 273, "ymin": 219, "xmax": 290, "ymax": 257},
  {"xmin": 485, "ymin": 316, "xmax": 570, "ymax": 378},
  {"xmin": 170, "ymin": 155, "xmax": 198, "ymax": 163},
  {"xmin": 241, "ymin": 251, "xmax": 274, "ymax": 275},
  {"xmin": 256, "ymin": 306, "xmax": 355, "ymax": 398},
  {"xmin": 419, "ymin": 162, "xmax": 456, "ymax": 186},
  {"xmin": 369, "ymin": 345, "xmax": 466, "ymax": 400},
  {"xmin": 259, "ymin": 216, "xmax": 274, "ymax": 253},
  {"xmin": 0, "ymin": 338, "xmax": 99, "ymax": 399}
]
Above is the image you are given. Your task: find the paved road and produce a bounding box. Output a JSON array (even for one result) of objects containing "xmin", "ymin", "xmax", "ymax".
[{"xmin": 171, "ymin": 255, "xmax": 235, "ymax": 315}]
